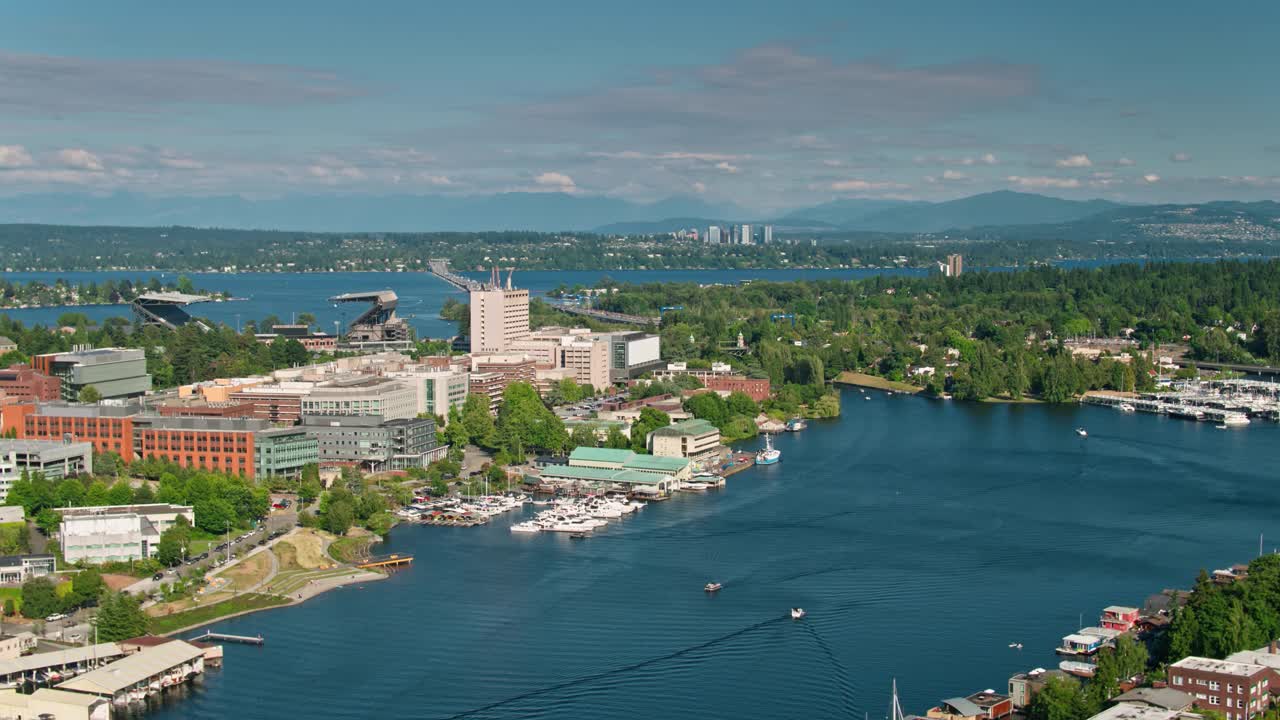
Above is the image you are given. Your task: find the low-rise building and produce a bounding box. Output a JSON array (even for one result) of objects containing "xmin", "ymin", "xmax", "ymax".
[
  {"xmin": 387, "ymin": 368, "xmax": 469, "ymax": 419},
  {"xmin": 22, "ymin": 401, "xmax": 141, "ymax": 460},
  {"xmin": 1008, "ymin": 668, "xmax": 1070, "ymax": 709},
  {"xmin": 563, "ymin": 446, "xmax": 692, "ymax": 482},
  {"xmin": 0, "ymin": 687, "xmax": 110, "ymax": 720},
  {"xmin": 0, "ymin": 337, "xmax": 15, "ymax": 354},
  {"xmin": 703, "ymin": 375, "xmax": 771, "ymax": 402},
  {"xmin": 1101, "ymin": 605, "xmax": 1140, "ymax": 632},
  {"xmin": 1086, "ymin": 702, "xmax": 1201, "ymax": 720},
  {"xmin": 0, "ymin": 364, "xmax": 60, "ymax": 402},
  {"xmin": 57, "ymin": 640, "xmax": 206, "ymax": 705},
  {"xmin": 254, "ymin": 426, "xmax": 320, "ymax": 479},
  {"xmin": 0, "ymin": 632, "xmax": 38, "ymax": 660},
  {"xmin": 58, "ymin": 504, "xmax": 194, "ymax": 564},
  {"xmin": 1110, "ymin": 688, "xmax": 1197, "ymax": 712},
  {"xmin": 0, "ymin": 439, "xmax": 93, "ymax": 499},
  {"xmin": 0, "ymin": 554, "xmax": 55, "ymax": 584},
  {"xmin": 31, "ymin": 347, "xmax": 152, "ymax": 400},
  {"xmin": 927, "ymin": 691, "xmax": 1013, "ymax": 720},
  {"xmin": 648, "ymin": 418, "xmax": 722, "ymax": 464},
  {"xmin": 1168, "ymin": 656, "xmax": 1271, "ymax": 719},
  {"xmin": 302, "ymin": 415, "xmax": 444, "ymax": 471},
  {"xmin": 229, "ymin": 383, "xmax": 313, "ymax": 425},
  {"xmin": 301, "ymin": 376, "xmax": 417, "ymax": 421}
]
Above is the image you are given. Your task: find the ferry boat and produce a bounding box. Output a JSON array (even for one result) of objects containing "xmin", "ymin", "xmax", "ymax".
[
  {"xmin": 755, "ymin": 435, "xmax": 781, "ymax": 465},
  {"xmin": 785, "ymin": 418, "xmax": 808, "ymax": 432}
]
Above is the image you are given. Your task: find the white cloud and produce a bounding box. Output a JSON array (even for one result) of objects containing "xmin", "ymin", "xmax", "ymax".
[
  {"xmin": 56, "ymin": 148, "xmax": 103, "ymax": 171},
  {"xmin": 535, "ymin": 171, "xmax": 577, "ymax": 191},
  {"xmin": 1007, "ymin": 175, "xmax": 1081, "ymax": 189},
  {"xmin": 942, "ymin": 170, "xmax": 968, "ymax": 180},
  {"xmin": 822, "ymin": 159, "xmax": 844, "ymax": 167},
  {"xmin": 979, "ymin": 153, "xmax": 998, "ymax": 165},
  {"xmin": 1055, "ymin": 154, "xmax": 1092, "ymax": 168},
  {"xmin": 0, "ymin": 145, "xmax": 34, "ymax": 168},
  {"xmin": 692, "ymin": 181, "xmax": 707, "ymax": 194},
  {"xmin": 1170, "ymin": 152, "xmax": 1192, "ymax": 162},
  {"xmin": 914, "ymin": 153, "xmax": 999, "ymax": 167},
  {"xmin": 715, "ymin": 161, "xmax": 740, "ymax": 174},
  {"xmin": 830, "ymin": 179, "xmax": 908, "ymax": 192},
  {"xmin": 1142, "ymin": 173, "xmax": 1161, "ymax": 183},
  {"xmin": 1116, "ymin": 157, "xmax": 1136, "ymax": 167},
  {"xmin": 587, "ymin": 150, "xmax": 744, "ymax": 163},
  {"xmin": 420, "ymin": 174, "xmax": 452, "ymax": 186}
]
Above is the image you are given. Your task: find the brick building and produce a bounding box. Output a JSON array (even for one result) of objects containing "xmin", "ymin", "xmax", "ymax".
[
  {"xmin": 0, "ymin": 365, "xmax": 60, "ymax": 403},
  {"xmin": 22, "ymin": 402, "xmax": 140, "ymax": 460},
  {"xmin": 1168, "ymin": 656, "xmax": 1271, "ymax": 720},
  {"xmin": 703, "ymin": 375, "xmax": 771, "ymax": 402}
]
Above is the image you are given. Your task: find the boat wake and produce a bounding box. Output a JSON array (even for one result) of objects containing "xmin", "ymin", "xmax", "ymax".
[{"xmin": 436, "ymin": 615, "xmax": 792, "ymax": 719}]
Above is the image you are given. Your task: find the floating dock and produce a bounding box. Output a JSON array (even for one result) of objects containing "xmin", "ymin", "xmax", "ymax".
[
  {"xmin": 191, "ymin": 632, "xmax": 265, "ymax": 646},
  {"xmin": 357, "ymin": 554, "xmax": 414, "ymax": 570}
]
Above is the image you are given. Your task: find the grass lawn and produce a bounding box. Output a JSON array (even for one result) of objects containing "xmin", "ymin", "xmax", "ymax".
[
  {"xmin": 833, "ymin": 371, "xmax": 922, "ymax": 394},
  {"xmin": 149, "ymin": 593, "xmax": 289, "ymax": 635},
  {"xmin": 328, "ymin": 536, "xmax": 375, "ymax": 564},
  {"xmin": 222, "ymin": 552, "xmax": 273, "ymax": 592}
]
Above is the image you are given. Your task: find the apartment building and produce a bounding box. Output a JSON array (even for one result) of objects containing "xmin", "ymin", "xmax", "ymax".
[{"xmin": 1169, "ymin": 656, "xmax": 1271, "ymax": 720}]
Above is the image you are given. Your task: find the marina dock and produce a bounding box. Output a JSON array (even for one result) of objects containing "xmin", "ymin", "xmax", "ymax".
[
  {"xmin": 357, "ymin": 554, "xmax": 414, "ymax": 570},
  {"xmin": 1083, "ymin": 378, "xmax": 1280, "ymax": 424},
  {"xmin": 191, "ymin": 632, "xmax": 265, "ymax": 646}
]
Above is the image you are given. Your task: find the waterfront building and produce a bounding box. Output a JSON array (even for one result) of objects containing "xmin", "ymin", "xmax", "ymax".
[
  {"xmin": 0, "ymin": 554, "xmax": 55, "ymax": 584},
  {"xmin": 1100, "ymin": 605, "xmax": 1140, "ymax": 632},
  {"xmin": 1167, "ymin": 656, "xmax": 1271, "ymax": 719},
  {"xmin": 0, "ymin": 687, "xmax": 111, "ymax": 719},
  {"xmin": 301, "ymin": 414, "xmax": 444, "ymax": 471},
  {"xmin": 647, "ymin": 418, "xmax": 722, "ymax": 464},
  {"xmin": 20, "ymin": 402, "xmax": 141, "ymax": 460},
  {"xmin": 0, "ymin": 364, "xmax": 60, "ymax": 402},
  {"xmin": 469, "ymin": 269, "xmax": 531, "ymax": 354},
  {"xmin": 57, "ymin": 640, "xmax": 207, "ymax": 705},
  {"xmin": 740, "ymin": 224, "xmax": 753, "ymax": 245},
  {"xmin": 1008, "ymin": 668, "xmax": 1071, "ymax": 709},
  {"xmin": 0, "ymin": 643, "xmax": 127, "ymax": 687},
  {"xmin": 0, "ymin": 439, "xmax": 93, "ymax": 495},
  {"xmin": 564, "ymin": 446, "xmax": 692, "ymax": 482},
  {"xmin": 58, "ymin": 504, "xmax": 195, "ymax": 564},
  {"xmin": 31, "ymin": 348, "xmax": 152, "ymax": 400},
  {"xmin": 300, "ymin": 377, "xmax": 417, "ymax": 422},
  {"xmin": 927, "ymin": 690, "xmax": 1012, "ymax": 720},
  {"xmin": 707, "ymin": 225, "xmax": 722, "ymax": 244}
]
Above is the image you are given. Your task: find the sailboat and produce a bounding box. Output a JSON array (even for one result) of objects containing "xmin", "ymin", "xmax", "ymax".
[
  {"xmin": 890, "ymin": 679, "xmax": 906, "ymax": 720},
  {"xmin": 755, "ymin": 434, "xmax": 781, "ymax": 465}
]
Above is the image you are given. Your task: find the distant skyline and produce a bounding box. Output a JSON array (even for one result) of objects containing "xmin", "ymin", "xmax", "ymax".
[{"xmin": 2, "ymin": 1, "xmax": 1278, "ymax": 215}]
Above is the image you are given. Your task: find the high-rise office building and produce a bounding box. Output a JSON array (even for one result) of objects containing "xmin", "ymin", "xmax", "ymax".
[
  {"xmin": 763, "ymin": 225, "xmax": 773, "ymax": 245},
  {"xmin": 740, "ymin": 224, "xmax": 753, "ymax": 245},
  {"xmin": 707, "ymin": 226, "xmax": 722, "ymax": 244},
  {"xmin": 945, "ymin": 254, "xmax": 964, "ymax": 277},
  {"xmin": 469, "ymin": 268, "xmax": 530, "ymax": 354}
]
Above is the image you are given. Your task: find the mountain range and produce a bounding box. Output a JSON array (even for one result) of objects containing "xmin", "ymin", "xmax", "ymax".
[{"xmin": 0, "ymin": 190, "xmax": 1272, "ymax": 237}]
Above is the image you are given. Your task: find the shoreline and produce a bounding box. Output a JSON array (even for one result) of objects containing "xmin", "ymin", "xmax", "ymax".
[{"xmin": 157, "ymin": 570, "xmax": 388, "ymax": 637}]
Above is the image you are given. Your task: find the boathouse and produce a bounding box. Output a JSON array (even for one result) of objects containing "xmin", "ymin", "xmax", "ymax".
[
  {"xmin": 0, "ymin": 687, "xmax": 110, "ymax": 720},
  {"xmin": 1100, "ymin": 606, "xmax": 1140, "ymax": 632},
  {"xmin": 57, "ymin": 640, "xmax": 205, "ymax": 704},
  {"xmin": 1058, "ymin": 633, "xmax": 1105, "ymax": 656},
  {"xmin": 0, "ymin": 643, "xmax": 127, "ymax": 686}
]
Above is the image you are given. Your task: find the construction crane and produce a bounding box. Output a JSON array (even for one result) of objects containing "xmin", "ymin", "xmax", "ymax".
[{"xmin": 771, "ymin": 313, "xmax": 796, "ymax": 327}]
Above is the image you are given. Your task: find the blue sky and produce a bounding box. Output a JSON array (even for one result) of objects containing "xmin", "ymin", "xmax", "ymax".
[{"xmin": 2, "ymin": 0, "xmax": 1277, "ymax": 212}]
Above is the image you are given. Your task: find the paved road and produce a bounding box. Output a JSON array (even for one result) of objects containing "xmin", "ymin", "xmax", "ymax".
[{"xmin": 127, "ymin": 518, "xmax": 295, "ymax": 596}]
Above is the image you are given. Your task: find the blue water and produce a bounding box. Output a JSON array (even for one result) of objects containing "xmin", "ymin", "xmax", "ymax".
[
  {"xmin": 0, "ymin": 268, "xmax": 926, "ymax": 338},
  {"xmin": 140, "ymin": 391, "xmax": 1277, "ymax": 719}
]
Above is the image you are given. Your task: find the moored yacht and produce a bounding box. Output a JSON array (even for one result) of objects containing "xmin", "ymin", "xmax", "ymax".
[{"xmin": 755, "ymin": 434, "xmax": 781, "ymax": 465}]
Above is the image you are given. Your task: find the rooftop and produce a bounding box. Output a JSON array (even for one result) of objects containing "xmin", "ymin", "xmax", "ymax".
[
  {"xmin": 623, "ymin": 454, "xmax": 691, "ymax": 472},
  {"xmin": 0, "ymin": 439, "xmax": 93, "ymax": 456},
  {"xmin": 58, "ymin": 640, "xmax": 204, "ymax": 695},
  {"xmin": 138, "ymin": 415, "xmax": 270, "ymax": 432},
  {"xmin": 1087, "ymin": 703, "xmax": 1199, "ymax": 720},
  {"xmin": 569, "ymin": 447, "xmax": 635, "ymax": 464},
  {"xmin": 1170, "ymin": 655, "xmax": 1267, "ymax": 676},
  {"xmin": 1110, "ymin": 687, "xmax": 1196, "ymax": 711},
  {"xmin": 0, "ymin": 643, "xmax": 124, "ymax": 678},
  {"xmin": 1103, "ymin": 605, "xmax": 1139, "ymax": 614},
  {"xmin": 540, "ymin": 464, "xmax": 666, "ymax": 485},
  {"xmin": 939, "ymin": 697, "xmax": 983, "ymax": 717},
  {"xmin": 649, "ymin": 418, "xmax": 720, "ymax": 437},
  {"xmin": 0, "ymin": 688, "xmax": 106, "ymax": 708},
  {"xmin": 57, "ymin": 503, "xmax": 192, "ymax": 519}
]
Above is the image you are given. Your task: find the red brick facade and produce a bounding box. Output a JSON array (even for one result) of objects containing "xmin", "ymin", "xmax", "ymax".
[
  {"xmin": 0, "ymin": 364, "xmax": 60, "ymax": 403},
  {"xmin": 138, "ymin": 427, "xmax": 256, "ymax": 478},
  {"xmin": 703, "ymin": 375, "xmax": 772, "ymax": 402},
  {"xmin": 24, "ymin": 413, "xmax": 136, "ymax": 460}
]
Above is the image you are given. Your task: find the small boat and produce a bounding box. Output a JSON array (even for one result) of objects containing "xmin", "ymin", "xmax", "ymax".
[
  {"xmin": 785, "ymin": 418, "xmax": 808, "ymax": 432},
  {"xmin": 705, "ymin": 582, "xmax": 723, "ymax": 592},
  {"xmin": 755, "ymin": 435, "xmax": 781, "ymax": 465},
  {"xmin": 1118, "ymin": 403, "xmax": 1135, "ymax": 413},
  {"xmin": 1216, "ymin": 424, "xmax": 1228, "ymax": 430},
  {"xmin": 510, "ymin": 521, "xmax": 542, "ymax": 534},
  {"xmin": 1075, "ymin": 427, "xmax": 1088, "ymax": 437},
  {"xmin": 864, "ymin": 396, "xmax": 871, "ymax": 401},
  {"xmin": 790, "ymin": 607, "xmax": 806, "ymax": 620},
  {"xmin": 569, "ymin": 532, "xmax": 587, "ymax": 540},
  {"xmin": 1008, "ymin": 642, "xmax": 1023, "ymax": 649}
]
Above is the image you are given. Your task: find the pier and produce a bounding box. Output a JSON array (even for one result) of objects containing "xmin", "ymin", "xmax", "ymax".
[
  {"xmin": 191, "ymin": 632, "xmax": 265, "ymax": 646},
  {"xmin": 357, "ymin": 554, "xmax": 414, "ymax": 570}
]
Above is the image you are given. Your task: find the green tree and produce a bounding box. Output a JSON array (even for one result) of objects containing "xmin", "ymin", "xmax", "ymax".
[
  {"xmin": 1025, "ymin": 676, "xmax": 1096, "ymax": 720},
  {"xmin": 460, "ymin": 394, "xmax": 497, "ymax": 449},
  {"xmin": 77, "ymin": 384, "xmax": 102, "ymax": 404},
  {"xmin": 35, "ymin": 508, "xmax": 61, "ymax": 536},
  {"xmin": 193, "ymin": 497, "xmax": 237, "ymax": 535},
  {"xmin": 325, "ymin": 499, "xmax": 355, "ymax": 535},
  {"xmin": 95, "ymin": 591, "xmax": 150, "ymax": 641},
  {"xmin": 604, "ymin": 426, "xmax": 630, "ymax": 449},
  {"xmin": 629, "ymin": 406, "xmax": 671, "ymax": 452},
  {"xmin": 569, "ymin": 426, "xmax": 597, "ymax": 449},
  {"xmin": 20, "ymin": 577, "xmax": 63, "ymax": 619},
  {"xmin": 155, "ymin": 516, "xmax": 192, "ymax": 567},
  {"xmin": 55, "ymin": 478, "xmax": 86, "ymax": 508},
  {"xmin": 70, "ymin": 568, "xmax": 105, "ymax": 606},
  {"xmin": 106, "ymin": 479, "xmax": 134, "ymax": 506}
]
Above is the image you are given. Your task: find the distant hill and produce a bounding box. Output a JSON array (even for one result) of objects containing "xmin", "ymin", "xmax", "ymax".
[
  {"xmin": 777, "ymin": 198, "xmax": 922, "ymax": 227},
  {"xmin": 964, "ymin": 200, "xmax": 1280, "ymax": 242},
  {"xmin": 848, "ymin": 191, "xmax": 1124, "ymax": 233}
]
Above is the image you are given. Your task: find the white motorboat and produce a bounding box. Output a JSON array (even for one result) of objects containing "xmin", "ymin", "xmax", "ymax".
[
  {"xmin": 510, "ymin": 521, "xmax": 542, "ymax": 534},
  {"xmin": 705, "ymin": 582, "xmax": 723, "ymax": 592},
  {"xmin": 790, "ymin": 608, "xmax": 806, "ymax": 620},
  {"xmin": 1118, "ymin": 403, "xmax": 1135, "ymax": 413},
  {"xmin": 680, "ymin": 482, "xmax": 711, "ymax": 492},
  {"xmin": 1075, "ymin": 427, "xmax": 1088, "ymax": 437}
]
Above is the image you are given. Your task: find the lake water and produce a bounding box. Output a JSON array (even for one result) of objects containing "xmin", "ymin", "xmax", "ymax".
[
  {"xmin": 0, "ymin": 268, "xmax": 927, "ymax": 339},
  {"xmin": 138, "ymin": 391, "xmax": 1276, "ymax": 720}
]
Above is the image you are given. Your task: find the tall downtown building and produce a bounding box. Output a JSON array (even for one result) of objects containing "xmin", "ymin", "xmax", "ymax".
[{"xmin": 469, "ymin": 268, "xmax": 531, "ymax": 354}]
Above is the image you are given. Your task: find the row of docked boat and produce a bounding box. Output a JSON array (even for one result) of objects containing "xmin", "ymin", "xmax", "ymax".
[
  {"xmin": 510, "ymin": 495, "xmax": 646, "ymax": 534},
  {"xmin": 396, "ymin": 493, "xmax": 530, "ymax": 524}
]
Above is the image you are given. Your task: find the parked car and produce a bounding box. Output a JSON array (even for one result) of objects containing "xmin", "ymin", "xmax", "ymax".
[
  {"xmin": 152, "ymin": 572, "xmax": 164, "ymax": 581},
  {"xmin": 45, "ymin": 613, "xmax": 67, "ymax": 622}
]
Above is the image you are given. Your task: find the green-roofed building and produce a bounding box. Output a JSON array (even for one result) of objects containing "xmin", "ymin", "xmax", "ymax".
[
  {"xmin": 647, "ymin": 418, "xmax": 723, "ymax": 464},
  {"xmin": 565, "ymin": 445, "xmax": 692, "ymax": 483},
  {"xmin": 540, "ymin": 463, "xmax": 675, "ymax": 496}
]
